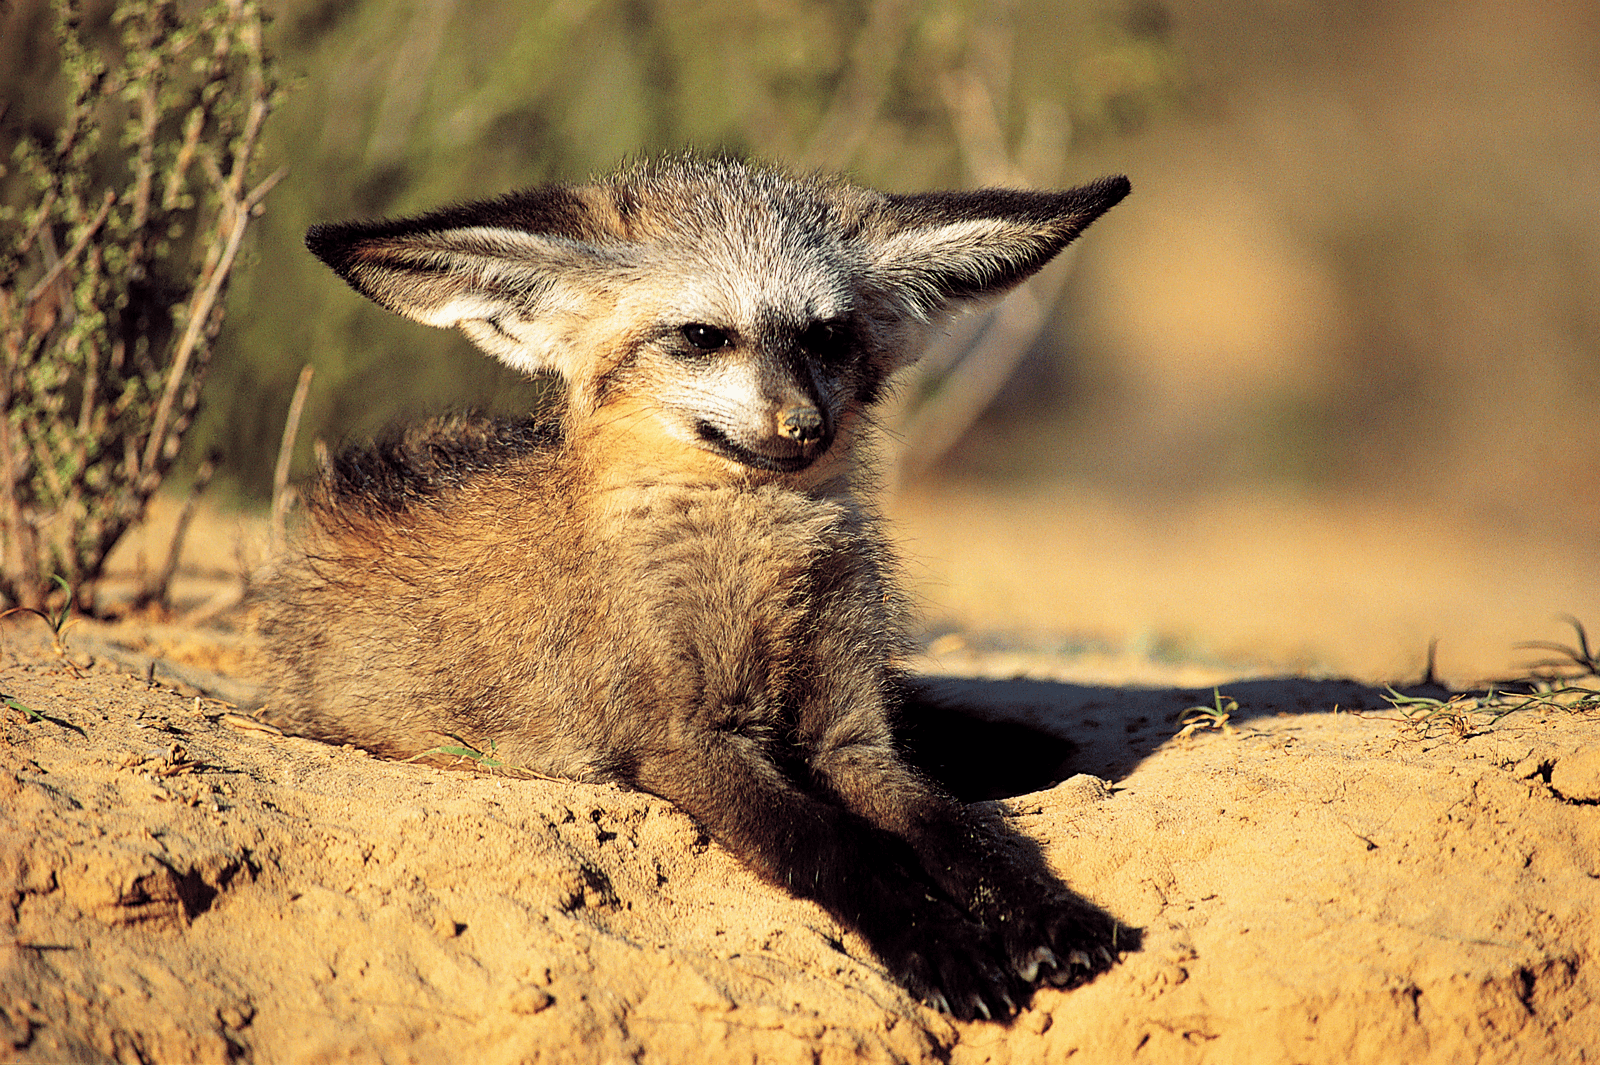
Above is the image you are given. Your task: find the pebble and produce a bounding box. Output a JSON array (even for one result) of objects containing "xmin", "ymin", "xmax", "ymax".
[{"xmin": 1549, "ymin": 748, "xmax": 1600, "ymax": 802}]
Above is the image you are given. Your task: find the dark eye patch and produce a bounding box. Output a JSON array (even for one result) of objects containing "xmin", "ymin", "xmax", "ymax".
[{"xmin": 798, "ymin": 320, "xmax": 851, "ymax": 360}]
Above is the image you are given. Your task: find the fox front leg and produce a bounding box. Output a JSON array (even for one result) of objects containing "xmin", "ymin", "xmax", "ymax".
[
  {"xmin": 627, "ymin": 721, "xmax": 1024, "ymax": 1020},
  {"xmin": 808, "ymin": 714, "xmax": 1131, "ymax": 994}
]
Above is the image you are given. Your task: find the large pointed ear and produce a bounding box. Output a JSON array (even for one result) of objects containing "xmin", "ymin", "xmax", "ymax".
[
  {"xmin": 866, "ymin": 175, "xmax": 1130, "ymax": 318},
  {"xmin": 305, "ymin": 187, "xmax": 628, "ymax": 377}
]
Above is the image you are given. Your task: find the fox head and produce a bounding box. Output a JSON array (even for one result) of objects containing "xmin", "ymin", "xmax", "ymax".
[{"xmin": 307, "ymin": 156, "xmax": 1128, "ymax": 484}]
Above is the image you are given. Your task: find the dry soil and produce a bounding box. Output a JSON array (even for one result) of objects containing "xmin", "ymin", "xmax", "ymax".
[{"xmin": 3, "ymin": 607, "xmax": 1597, "ymax": 1065}]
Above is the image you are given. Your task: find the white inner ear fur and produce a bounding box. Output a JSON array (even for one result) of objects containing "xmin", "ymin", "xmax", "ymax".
[
  {"xmin": 869, "ymin": 216, "xmax": 1051, "ymax": 316},
  {"xmin": 368, "ymin": 225, "xmax": 629, "ymax": 378},
  {"xmin": 871, "ymin": 217, "xmax": 1019, "ymax": 267},
  {"xmin": 456, "ymin": 306, "xmax": 592, "ymax": 379}
]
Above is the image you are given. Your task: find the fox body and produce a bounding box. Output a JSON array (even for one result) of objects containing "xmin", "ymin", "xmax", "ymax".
[{"xmin": 262, "ymin": 156, "xmax": 1130, "ymax": 1020}]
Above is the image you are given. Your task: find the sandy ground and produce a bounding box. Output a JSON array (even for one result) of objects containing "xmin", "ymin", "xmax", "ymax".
[
  {"xmin": 887, "ymin": 487, "xmax": 1600, "ymax": 687},
  {"xmin": 3, "ymin": 490, "xmax": 1599, "ymax": 1063}
]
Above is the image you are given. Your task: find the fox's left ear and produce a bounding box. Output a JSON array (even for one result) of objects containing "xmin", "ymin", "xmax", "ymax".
[{"xmin": 865, "ymin": 175, "xmax": 1130, "ymax": 317}]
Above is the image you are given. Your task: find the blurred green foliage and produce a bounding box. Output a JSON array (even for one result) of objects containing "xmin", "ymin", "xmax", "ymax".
[
  {"xmin": 0, "ymin": 0, "xmax": 1180, "ymax": 527},
  {"xmin": 0, "ymin": 0, "xmax": 277, "ymax": 608},
  {"xmin": 188, "ymin": 0, "xmax": 1182, "ymax": 498}
]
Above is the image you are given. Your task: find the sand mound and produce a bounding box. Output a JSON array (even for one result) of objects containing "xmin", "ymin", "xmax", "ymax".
[{"xmin": 3, "ymin": 619, "xmax": 1597, "ymax": 1063}]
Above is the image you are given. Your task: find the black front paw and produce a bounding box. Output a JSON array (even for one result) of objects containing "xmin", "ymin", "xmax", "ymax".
[
  {"xmin": 1000, "ymin": 890, "xmax": 1136, "ymax": 989},
  {"xmin": 875, "ymin": 900, "xmax": 1023, "ymax": 1021}
]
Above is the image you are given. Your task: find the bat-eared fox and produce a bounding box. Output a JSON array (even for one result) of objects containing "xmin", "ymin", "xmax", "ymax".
[{"xmin": 262, "ymin": 155, "xmax": 1132, "ymax": 1020}]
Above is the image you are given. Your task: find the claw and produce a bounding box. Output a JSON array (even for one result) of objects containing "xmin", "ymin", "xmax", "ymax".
[
  {"xmin": 973, "ymin": 996, "xmax": 992, "ymax": 1021},
  {"xmin": 999, "ymin": 988, "xmax": 1017, "ymax": 1016},
  {"xmin": 1098, "ymin": 946, "xmax": 1115, "ymax": 966},
  {"xmin": 1068, "ymin": 949, "xmax": 1093, "ymax": 970},
  {"xmin": 1018, "ymin": 945, "xmax": 1061, "ymax": 983},
  {"xmin": 928, "ymin": 990, "xmax": 953, "ymax": 1015}
]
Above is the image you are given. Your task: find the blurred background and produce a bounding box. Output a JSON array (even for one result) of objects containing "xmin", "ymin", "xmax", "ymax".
[{"xmin": 5, "ymin": 0, "xmax": 1598, "ymax": 682}]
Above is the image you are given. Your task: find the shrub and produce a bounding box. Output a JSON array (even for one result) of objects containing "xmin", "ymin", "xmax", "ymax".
[{"xmin": 0, "ymin": 0, "xmax": 279, "ymax": 611}]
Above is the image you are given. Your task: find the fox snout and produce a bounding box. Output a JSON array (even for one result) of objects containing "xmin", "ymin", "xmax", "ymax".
[
  {"xmin": 666, "ymin": 326, "xmax": 844, "ymax": 473},
  {"xmin": 694, "ymin": 419, "xmax": 827, "ymax": 472},
  {"xmin": 690, "ymin": 386, "xmax": 835, "ymax": 473}
]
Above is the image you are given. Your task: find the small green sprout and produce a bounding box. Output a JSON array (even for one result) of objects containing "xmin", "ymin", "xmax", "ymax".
[
  {"xmin": 3, "ymin": 694, "xmax": 44, "ymax": 723},
  {"xmin": 1, "ymin": 576, "xmax": 79, "ymax": 655},
  {"xmin": 1517, "ymin": 616, "xmax": 1600, "ymax": 680},
  {"xmin": 408, "ymin": 735, "xmax": 511, "ymax": 771},
  {"xmin": 1176, "ymin": 688, "xmax": 1240, "ymax": 741},
  {"xmin": 1378, "ymin": 686, "xmax": 1520, "ymax": 740}
]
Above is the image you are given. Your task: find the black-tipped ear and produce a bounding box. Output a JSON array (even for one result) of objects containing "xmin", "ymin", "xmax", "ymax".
[
  {"xmin": 304, "ymin": 187, "xmax": 615, "ymax": 320},
  {"xmin": 303, "ymin": 189, "xmax": 629, "ymax": 376},
  {"xmin": 868, "ymin": 175, "xmax": 1130, "ymax": 313}
]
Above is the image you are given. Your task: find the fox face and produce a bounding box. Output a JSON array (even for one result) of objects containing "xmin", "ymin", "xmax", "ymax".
[{"xmin": 306, "ymin": 156, "xmax": 1129, "ymax": 484}]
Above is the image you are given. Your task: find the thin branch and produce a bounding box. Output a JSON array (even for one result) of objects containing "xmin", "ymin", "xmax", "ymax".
[
  {"xmin": 134, "ymin": 449, "xmax": 220, "ymax": 611},
  {"xmin": 890, "ymin": 51, "xmax": 1075, "ymax": 486},
  {"xmin": 896, "ymin": 287, "xmax": 1049, "ymax": 482},
  {"xmin": 127, "ymin": 74, "xmax": 160, "ymax": 238},
  {"xmin": 139, "ymin": 164, "xmax": 285, "ymax": 477},
  {"xmin": 22, "ymin": 190, "xmax": 116, "ymax": 308},
  {"xmin": 0, "ymin": 376, "xmax": 44, "ymax": 611},
  {"xmin": 3, "ymin": 189, "xmax": 58, "ymax": 286},
  {"xmin": 271, "ymin": 363, "xmax": 315, "ymax": 551},
  {"xmin": 161, "ymin": 108, "xmax": 206, "ymax": 211}
]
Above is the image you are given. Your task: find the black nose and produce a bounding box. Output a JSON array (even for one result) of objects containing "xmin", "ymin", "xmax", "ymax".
[{"xmin": 778, "ymin": 405, "xmax": 825, "ymax": 443}]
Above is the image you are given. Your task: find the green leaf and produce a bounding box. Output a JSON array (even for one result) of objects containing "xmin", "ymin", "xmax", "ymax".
[{"xmin": 2, "ymin": 695, "xmax": 44, "ymax": 723}]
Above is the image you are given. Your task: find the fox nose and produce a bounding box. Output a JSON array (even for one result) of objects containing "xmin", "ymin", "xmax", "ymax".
[{"xmin": 778, "ymin": 404, "xmax": 825, "ymax": 444}]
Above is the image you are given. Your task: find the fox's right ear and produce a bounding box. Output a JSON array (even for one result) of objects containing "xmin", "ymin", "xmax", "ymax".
[{"xmin": 306, "ymin": 188, "xmax": 626, "ymax": 377}]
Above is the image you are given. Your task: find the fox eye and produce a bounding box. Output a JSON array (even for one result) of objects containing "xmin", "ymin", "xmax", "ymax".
[
  {"xmin": 799, "ymin": 321, "xmax": 849, "ymax": 360},
  {"xmin": 681, "ymin": 323, "xmax": 730, "ymax": 351}
]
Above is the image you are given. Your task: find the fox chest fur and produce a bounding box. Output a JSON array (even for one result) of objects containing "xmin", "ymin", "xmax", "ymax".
[{"xmin": 262, "ymin": 415, "xmax": 907, "ymax": 784}]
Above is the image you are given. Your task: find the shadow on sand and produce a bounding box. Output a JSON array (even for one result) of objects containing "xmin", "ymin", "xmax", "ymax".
[{"xmin": 898, "ymin": 673, "xmax": 1401, "ymax": 801}]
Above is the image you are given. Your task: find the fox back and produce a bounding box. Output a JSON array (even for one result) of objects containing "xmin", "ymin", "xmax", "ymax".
[{"xmin": 262, "ymin": 155, "xmax": 1131, "ymax": 1020}]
